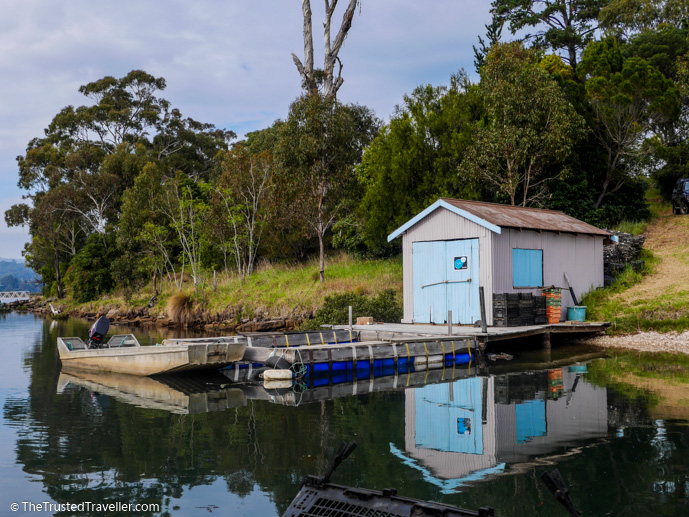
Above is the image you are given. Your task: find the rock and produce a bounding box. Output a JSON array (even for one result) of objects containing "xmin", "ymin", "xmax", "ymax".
[
  {"xmin": 603, "ymin": 230, "xmax": 645, "ymax": 276},
  {"xmin": 106, "ymin": 309, "xmax": 119, "ymax": 319},
  {"xmin": 237, "ymin": 318, "xmax": 286, "ymax": 332}
]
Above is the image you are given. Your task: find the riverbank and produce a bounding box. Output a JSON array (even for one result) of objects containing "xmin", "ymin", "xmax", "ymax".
[
  {"xmin": 583, "ymin": 330, "xmax": 689, "ymax": 354},
  {"xmin": 32, "ymin": 254, "xmax": 403, "ymax": 331},
  {"xmin": 583, "ymin": 195, "xmax": 689, "ymax": 334}
]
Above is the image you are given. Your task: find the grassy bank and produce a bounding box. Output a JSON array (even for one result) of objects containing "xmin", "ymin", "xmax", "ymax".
[
  {"xmin": 583, "ymin": 193, "xmax": 689, "ymax": 333},
  {"xmin": 62, "ymin": 253, "xmax": 403, "ymax": 323}
]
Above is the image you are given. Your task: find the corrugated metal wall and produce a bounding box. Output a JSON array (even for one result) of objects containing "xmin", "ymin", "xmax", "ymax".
[
  {"xmin": 401, "ymin": 208, "xmax": 494, "ymax": 324},
  {"xmin": 495, "ymin": 369, "xmax": 608, "ymax": 463},
  {"xmin": 491, "ymin": 229, "xmax": 604, "ymax": 320},
  {"xmin": 404, "ymin": 377, "xmax": 498, "ymax": 480}
]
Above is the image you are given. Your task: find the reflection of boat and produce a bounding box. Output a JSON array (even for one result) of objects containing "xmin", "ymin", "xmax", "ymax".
[
  {"xmin": 57, "ymin": 334, "xmax": 247, "ymax": 376},
  {"xmin": 57, "ymin": 370, "xmax": 246, "ymax": 414}
]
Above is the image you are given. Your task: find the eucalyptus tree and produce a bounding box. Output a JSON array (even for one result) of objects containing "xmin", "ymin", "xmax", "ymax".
[
  {"xmin": 212, "ymin": 144, "xmax": 273, "ymax": 279},
  {"xmin": 292, "ymin": 0, "xmax": 359, "ymax": 97},
  {"xmin": 463, "ymin": 43, "xmax": 586, "ymax": 207},
  {"xmin": 276, "ymin": 95, "xmax": 378, "ymax": 282},
  {"xmin": 6, "ymin": 70, "xmax": 232, "ymax": 297}
]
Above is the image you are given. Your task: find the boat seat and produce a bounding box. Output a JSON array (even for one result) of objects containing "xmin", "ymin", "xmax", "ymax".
[
  {"xmin": 106, "ymin": 335, "xmax": 139, "ymax": 348},
  {"xmin": 64, "ymin": 339, "xmax": 88, "ymax": 351}
]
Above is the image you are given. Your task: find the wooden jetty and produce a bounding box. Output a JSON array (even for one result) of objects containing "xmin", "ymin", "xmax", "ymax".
[
  {"xmin": 241, "ymin": 336, "xmax": 475, "ymax": 371},
  {"xmin": 234, "ymin": 320, "xmax": 605, "ymax": 375},
  {"xmin": 330, "ymin": 321, "xmax": 610, "ymax": 347}
]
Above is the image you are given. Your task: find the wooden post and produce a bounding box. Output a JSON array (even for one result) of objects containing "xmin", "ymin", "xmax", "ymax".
[
  {"xmin": 479, "ymin": 286, "xmax": 488, "ymax": 334},
  {"xmin": 348, "ymin": 305, "xmax": 353, "ymax": 330},
  {"xmin": 213, "ymin": 270, "xmax": 217, "ymax": 292},
  {"xmin": 447, "ymin": 310, "xmax": 453, "ymax": 335},
  {"xmin": 543, "ymin": 331, "xmax": 551, "ymax": 350}
]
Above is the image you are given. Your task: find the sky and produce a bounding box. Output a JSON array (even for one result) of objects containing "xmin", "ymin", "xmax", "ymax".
[{"xmin": 0, "ymin": 0, "xmax": 492, "ymax": 260}]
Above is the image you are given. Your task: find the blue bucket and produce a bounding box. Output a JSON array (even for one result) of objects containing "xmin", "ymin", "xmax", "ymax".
[{"xmin": 566, "ymin": 306, "xmax": 587, "ymax": 322}]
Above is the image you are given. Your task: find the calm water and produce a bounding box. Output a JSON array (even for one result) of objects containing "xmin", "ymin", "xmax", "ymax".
[{"xmin": 1, "ymin": 311, "xmax": 689, "ymax": 516}]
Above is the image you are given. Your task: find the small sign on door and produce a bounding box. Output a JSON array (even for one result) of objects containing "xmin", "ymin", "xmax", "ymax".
[{"xmin": 454, "ymin": 256, "xmax": 468, "ymax": 270}]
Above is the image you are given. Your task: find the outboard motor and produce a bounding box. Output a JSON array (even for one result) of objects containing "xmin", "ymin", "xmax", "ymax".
[{"xmin": 87, "ymin": 316, "xmax": 110, "ymax": 349}]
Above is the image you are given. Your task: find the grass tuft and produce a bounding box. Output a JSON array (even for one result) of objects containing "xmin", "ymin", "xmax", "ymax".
[{"xmin": 167, "ymin": 291, "xmax": 194, "ymax": 324}]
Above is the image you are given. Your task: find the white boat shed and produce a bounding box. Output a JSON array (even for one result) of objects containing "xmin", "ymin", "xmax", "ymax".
[{"xmin": 387, "ymin": 198, "xmax": 610, "ymax": 326}]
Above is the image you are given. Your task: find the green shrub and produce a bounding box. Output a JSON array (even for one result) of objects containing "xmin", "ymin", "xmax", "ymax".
[
  {"xmin": 66, "ymin": 234, "xmax": 117, "ymax": 303},
  {"xmin": 300, "ymin": 289, "xmax": 402, "ymax": 330}
]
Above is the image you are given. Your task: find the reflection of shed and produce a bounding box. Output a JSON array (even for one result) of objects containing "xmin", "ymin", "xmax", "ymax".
[
  {"xmin": 494, "ymin": 370, "xmax": 608, "ymax": 463},
  {"xmin": 402, "ymin": 377, "xmax": 499, "ymax": 486},
  {"xmin": 387, "ymin": 199, "xmax": 608, "ymax": 325},
  {"xmin": 398, "ymin": 370, "xmax": 608, "ymax": 488}
]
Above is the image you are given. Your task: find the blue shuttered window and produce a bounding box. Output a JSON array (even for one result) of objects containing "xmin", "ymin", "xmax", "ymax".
[{"xmin": 512, "ymin": 249, "xmax": 543, "ymax": 287}]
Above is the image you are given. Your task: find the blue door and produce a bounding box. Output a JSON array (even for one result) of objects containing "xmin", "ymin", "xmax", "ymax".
[
  {"xmin": 413, "ymin": 239, "xmax": 480, "ymax": 324},
  {"xmin": 446, "ymin": 239, "xmax": 480, "ymax": 324},
  {"xmin": 415, "ymin": 377, "xmax": 484, "ymax": 454},
  {"xmin": 412, "ymin": 241, "xmax": 447, "ymax": 323}
]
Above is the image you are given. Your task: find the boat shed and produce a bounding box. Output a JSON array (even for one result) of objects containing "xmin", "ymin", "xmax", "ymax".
[{"xmin": 387, "ymin": 198, "xmax": 609, "ymax": 326}]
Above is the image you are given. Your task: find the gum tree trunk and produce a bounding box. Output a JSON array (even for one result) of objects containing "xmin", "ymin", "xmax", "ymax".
[{"xmin": 291, "ymin": 0, "xmax": 359, "ymax": 98}]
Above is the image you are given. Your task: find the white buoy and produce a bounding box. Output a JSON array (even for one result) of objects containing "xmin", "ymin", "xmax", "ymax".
[
  {"xmin": 264, "ymin": 379, "xmax": 293, "ymax": 390},
  {"xmin": 263, "ymin": 369, "xmax": 293, "ymax": 381}
]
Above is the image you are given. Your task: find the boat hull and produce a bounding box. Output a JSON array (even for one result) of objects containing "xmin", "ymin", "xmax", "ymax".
[
  {"xmin": 58, "ymin": 370, "xmax": 246, "ymax": 414},
  {"xmin": 57, "ymin": 339, "xmax": 247, "ymax": 376}
]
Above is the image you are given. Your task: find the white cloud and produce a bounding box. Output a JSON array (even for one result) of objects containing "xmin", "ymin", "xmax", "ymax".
[{"xmin": 0, "ymin": 0, "xmax": 492, "ymax": 259}]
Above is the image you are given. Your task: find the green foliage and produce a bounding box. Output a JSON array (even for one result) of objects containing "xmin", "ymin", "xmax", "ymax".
[
  {"xmin": 491, "ymin": 0, "xmax": 606, "ymax": 70},
  {"xmin": 7, "ymin": 70, "xmax": 232, "ymax": 299},
  {"xmin": 65, "ymin": 234, "xmax": 117, "ymax": 303},
  {"xmin": 464, "ymin": 42, "xmax": 586, "ymax": 206},
  {"xmin": 300, "ymin": 289, "xmax": 402, "ymax": 330},
  {"xmin": 275, "ymin": 95, "xmax": 379, "ymax": 279},
  {"xmin": 473, "ymin": 13, "xmax": 504, "ymax": 74},
  {"xmin": 210, "ymin": 143, "xmax": 273, "ymax": 278},
  {"xmin": 623, "ymin": 26, "xmax": 689, "ymax": 81},
  {"xmin": 358, "ymin": 73, "xmax": 483, "ymax": 254},
  {"xmin": 600, "ymin": 0, "xmax": 689, "ymax": 36},
  {"xmin": 613, "ymin": 219, "xmax": 648, "ymax": 235},
  {"xmin": 331, "ymin": 214, "xmax": 367, "ymax": 256},
  {"xmin": 579, "ymin": 36, "xmax": 680, "ymax": 208},
  {"xmin": 546, "ymin": 143, "xmax": 652, "ymax": 227}
]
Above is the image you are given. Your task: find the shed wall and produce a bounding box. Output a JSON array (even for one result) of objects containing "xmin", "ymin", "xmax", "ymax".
[
  {"xmin": 491, "ymin": 229, "xmax": 604, "ymax": 320},
  {"xmin": 404, "ymin": 377, "xmax": 497, "ymax": 480},
  {"xmin": 402, "ymin": 208, "xmax": 494, "ymax": 324}
]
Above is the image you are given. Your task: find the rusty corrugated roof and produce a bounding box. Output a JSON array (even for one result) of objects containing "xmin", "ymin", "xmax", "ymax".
[{"xmin": 441, "ymin": 198, "xmax": 610, "ymax": 236}]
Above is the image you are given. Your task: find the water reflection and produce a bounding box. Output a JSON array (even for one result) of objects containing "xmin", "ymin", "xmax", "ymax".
[
  {"xmin": 58, "ymin": 371, "xmax": 247, "ymax": 414},
  {"xmin": 2, "ymin": 312, "xmax": 689, "ymax": 516},
  {"xmin": 394, "ymin": 368, "xmax": 608, "ymax": 493}
]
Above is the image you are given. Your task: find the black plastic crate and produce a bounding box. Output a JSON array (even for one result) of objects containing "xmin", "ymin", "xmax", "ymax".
[
  {"xmin": 494, "ymin": 317, "xmax": 521, "ymax": 327},
  {"xmin": 284, "ymin": 477, "xmax": 500, "ymax": 517}
]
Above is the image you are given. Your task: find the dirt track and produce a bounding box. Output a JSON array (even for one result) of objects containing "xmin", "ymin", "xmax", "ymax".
[
  {"xmin": 587, "ymin": 206, "xmax": 689, "ymax": 352},
  {"xmin": 610, "ymin": 208, "xmax": 689, "ymax": 314}
]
